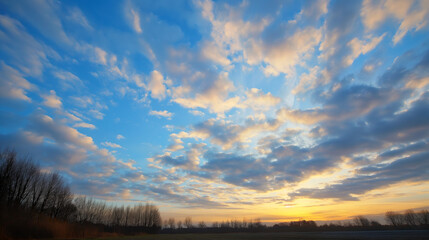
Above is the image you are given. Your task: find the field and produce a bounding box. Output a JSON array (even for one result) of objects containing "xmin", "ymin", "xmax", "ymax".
[{"xmin": 91, "ymin": 230, "xmax": 429, "ymax": 240}]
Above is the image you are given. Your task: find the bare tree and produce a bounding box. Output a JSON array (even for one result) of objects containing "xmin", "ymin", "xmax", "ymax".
[
  {"xmin": 353, "ymin": 216, "xmax": 370, "ymax": 227},
  {"xmin": 404, "ymin": 209, "xmax": 417, "ymax": 226},
  {"xmin": 198, "ymin": 221, "xmax": 206, "ymax": 228},
  {"xmin": 211, "ymin": 221, "xmax": 219, "ymax": 228},
  {"xmin": 111, "ymin": 206, "xmax": 125, "ymax": 226},
  {"xmin": 177, "ymin": 220, "xmax": 183, "ymax": 229},
  {"xmin": 386, "ymin": 211, "xmax": 404, "ymax": 227},
  {"xmin": 417, "ymin": 209, "xmax": 429, "ymax": 225},
  {"xmin": 0, "ymin": 149, "xmax": 75, "ymax": 220},
  {"xmin": 184, "ymin": 216, "xmax": 193, "ymax": 228},
  {"xmin": 167, "ymin": 218, "xmax": 175, "ymax": 229}
]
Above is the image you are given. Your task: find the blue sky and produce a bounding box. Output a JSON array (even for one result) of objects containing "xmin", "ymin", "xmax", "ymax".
[{"xmin": 1, "ymin": 0, "xmax": 429, "ymax": 222}]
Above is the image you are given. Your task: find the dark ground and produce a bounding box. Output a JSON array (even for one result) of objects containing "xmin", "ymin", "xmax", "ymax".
[{"xmin": 91, "ymin": 230, "xmax": 429, "ymax": 240}]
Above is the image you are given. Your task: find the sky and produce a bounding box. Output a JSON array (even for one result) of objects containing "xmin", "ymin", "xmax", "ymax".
[{"xmin": 1, "ymin": 0, "xmax": 429, "ymax": 224}]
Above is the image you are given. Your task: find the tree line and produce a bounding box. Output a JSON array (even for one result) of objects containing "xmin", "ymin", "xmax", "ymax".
[
  {"xmin": 0, "ymin": 149, "xmax": 161, "ymax": 239},
  {"xmin": 161, "ymin": 217, "xmax": 265, "ymax": 233}
]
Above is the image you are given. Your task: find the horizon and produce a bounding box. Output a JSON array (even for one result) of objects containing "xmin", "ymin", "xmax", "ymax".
[{"xmin": 1, "ymin": 0, "xmax": 429, "ymax": 224}]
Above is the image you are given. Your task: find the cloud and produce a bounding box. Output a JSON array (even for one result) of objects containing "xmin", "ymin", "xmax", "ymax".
[
  {"xmin": 361, "ymin": 0, "xmax": 429, "ymax": 44},
  {"xmin": 149, "ymin": 110, "xmax": 173, "ymax": 119},
  {"xmin": 166, "ymin": 138, "xmax": 184, "ymax": 152},
  {"xmin": 280, "ymin": 84, "xmax": 397, "ymax": 125},
  {"xmin": 89, "ymin": 109, "xmax": 104, "ymax": 120},
  {"xmin": 189, "ymin": 110, "xmax": 204, "ymax": 116},
  {"xmin": 319, "ymin": 0, "xmax": 361, "ymax": 78},
  {"xmin": 147, "ymin": 70, "xmax": 167, "ymax": 100},
  {"xmin": 64, "ymin": 112, "xmax": 82, "ymax": 122},
  {"xmin": 141, "ymin": 184, "xmax": 226, "ymax": 208},
  {"xmin": 300, "ymin": 0, "xmax": 328, "ymax": 23},
  {"xmin": 0, "ymin": 62, "xmax": 34, "ymax": 102},
  {"xmin": 197, "ymin": 0, "xmax": 270, "ymax": 63},
  {"xmin": 292, "ymin": 66, "xmax": 321, "ymax": 94},
  {"xmin": 243, "ymin": 88, "xmax": 281, "ymax": 111},
  {"xmin": 130, "ymin": 9, "xmax": 142, "ymax": 34},
  {"xmin": 291, "ymin": 150, "xmax": 429, "ymax": 201},
  {"xmin": 53, "ymin": 70, "xmax": 83, "ymax": 89},
  {"xmin": 42, "ymin": 90, "xmax": 62, "ymax": 109},
  {"xmin": 1, "ymin": 0, "xmax": 72, "ymax": 45},
  {"xmin": 379, "ymin": 47, "xmax": 429, "ymax": 88},
  {"xmin": 73, "ymin": 122, "xmax": 96, "ymax": 129},
  {"xmin": 201, "ymin": 41, "xmax": 230, "ymax": 66},
  {"xmin": 377, "ymin": 141, "xmax": 428, "ymax": 161},
  {"xmin": 94, "ymin": 47, "xmax": 108, "ymax": 65},
  {"xmin": 28, "ymin": 113, "xmax": 96, "ymax": 150},
  {"xmin": 67, "ymin": 7, "xmax": 93, "ymax": 31},
  {"xmin": 344, "ymin": 33, "xmax": 386, "ymax": 66},
  {"xmin": 0, "ymin": 15, "xmax": 56, "ymax": 76},
  {"xmin": 246, "ymin": 26, "xmax": 322, "ymax": 77},
  {"xmin": 0, "ymin": 109, "xmax": 125, "ymax": 199},
  {"xmin": 102, "ymin": 141, "xmax": 122, "ymax": 149},
  {"xmin": 361, "ymin": 0, "xmax": 412, "ymax": 31},
  {"xmin": 152, "ymin": 43, "xmax": 429, "ymax": 196},
  {"xmin": 172, "ymin": 72, "xmax": 241, "ymax": 115},
  {"xmin": 116, "ymin": 134, "xmax": 125, "ymax": 140}
]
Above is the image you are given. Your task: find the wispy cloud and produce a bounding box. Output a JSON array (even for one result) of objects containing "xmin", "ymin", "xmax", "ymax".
[
  {"xmin": 149, "ymin": 110, "xmax": 173, "ymax": 119},
  {"xmin": 102, "ymin": 141, "xmax": 123, "ymax": 149}
]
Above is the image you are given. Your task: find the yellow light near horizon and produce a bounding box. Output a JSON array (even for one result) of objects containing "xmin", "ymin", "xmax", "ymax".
[{"xmin": 158, "ymin": 181, "xmax": 429, "ymax": 224}]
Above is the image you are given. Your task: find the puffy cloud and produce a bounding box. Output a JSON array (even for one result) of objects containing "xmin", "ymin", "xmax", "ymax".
[
  {"xmin": 173, "ymin": 72, "xmax": 241, "ymax": 115},
  {"xmin": 196, "ymin": 0, "xmax": 270, "ymax": 63},
  {"xmin": 201, "ymin": 41, "xmax": 230, "ymax": 66},
  {"xmin": 149, "ymin": 110, "xmax": 173, "ymax": 119},
  {"xmin": 42, "ymin": 90, "xmax": 62, "ymax": 109},
  {"xmin": 246, "ymin": 27, "xmax": 322, "ymax": 76},
  {"xmin": 29, "ymin": 113, "xmax": 96, "ymax": 150},
  {"xmin": 182, "ymin": 116, "xmax": 281, "ymax": 150},
  {"xmin": 166, "ymin": 138, "xmax": 184, "ymax": 152},
  {"xmin": 116, "ymin": 134, "xmax": 125, "ymax": 140},
  {"xmin": 243, "ymin": 88, "xmax": 281, "ymax": 110},
  {"xmin": 147, "ymin": 70, "xmax": 167, "ymax": 100}
]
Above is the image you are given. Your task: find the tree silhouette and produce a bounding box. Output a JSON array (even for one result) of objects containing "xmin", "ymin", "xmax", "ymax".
[{"xmin": 184, "ymin": 216, "xmax": 193, "ymax": 228}]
